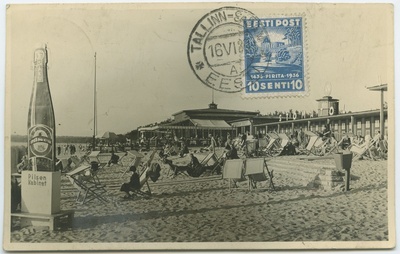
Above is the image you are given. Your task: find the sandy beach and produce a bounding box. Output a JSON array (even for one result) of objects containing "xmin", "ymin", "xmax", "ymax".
[{"xmin": 9, "ymin": 148, "xmax": 388, "ymax": 243}]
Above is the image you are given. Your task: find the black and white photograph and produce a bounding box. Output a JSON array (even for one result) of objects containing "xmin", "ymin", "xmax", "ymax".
[{"xmin": 2, "ymin": 0, "xmax": 397, "ymax": 251}]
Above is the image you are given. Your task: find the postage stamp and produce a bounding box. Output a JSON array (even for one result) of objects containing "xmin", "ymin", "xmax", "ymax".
[
  {"xmin": 243, "ymin": 16, "xmax": 307, "ymax": 97},
  {"xmin": 187, "ymin": 6, "xmax": 258, "ymax": 93}
]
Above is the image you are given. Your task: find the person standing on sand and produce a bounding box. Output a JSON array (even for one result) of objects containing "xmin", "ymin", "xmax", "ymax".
[{"xmin": 208, "ymin": 134, "xmax": 217, "ymax": 153}]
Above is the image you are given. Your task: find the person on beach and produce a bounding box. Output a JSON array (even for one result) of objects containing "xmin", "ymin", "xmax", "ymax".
[
  {"xmin": 120, "ymin": 166, "xmax": 140, "ymax": 198},
  {"xmin": 17, "ymin": 155, "xmax": 28, "ymax": 172},
  {"xmin": 107, "ymin": 152, "xmax": 120, "ymax": 167},
  {"xmin": 179, "ymin": 140, "xmax": 189, "ymax": 157},
  {"xmin": 225, "ymin": 133, "xmax": 232, "ymax": 148},
  {"xmin": 189, "ymin": 153, "xmax": 200, "ymax": 168},
  {"xmin": 298, "ymin": 128, "xmax": 305, "ymax": 147},
  {"xmin": 208, "ymin": 134, "xmax": 217, "ymax": 153},
  {"xmin": 225, "ymin": 144, "xmax": 239, "ymax": 159}
]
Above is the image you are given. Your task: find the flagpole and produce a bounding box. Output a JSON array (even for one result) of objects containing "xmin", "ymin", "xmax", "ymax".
[{"xmin": 92, "ymin": 52, "xmax": 97, "ymax": 150}]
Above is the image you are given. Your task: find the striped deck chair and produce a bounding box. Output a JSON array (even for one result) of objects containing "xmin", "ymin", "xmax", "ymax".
[
  {"xmin": 199, "ymin": 151, "xmax": 223, "ymax": 174},
  {"xmin": 123, "ymin": 162, "xmax": 161, "ymax": 198},
  {"xmin": 120, "ymin": 150, "xmax": 145, "ymax": 177},
  {"xmin": 222, "ymin": 159, "xmax": 248, "ymax": 191},
  {"xmin": 350, "ymin": 136, "xmax": 381, "ymax": 160},
  {"xmin": 244, "ymin": 158, "xmax": 275, "ymax": 191},
  {"xmin": 66, "ymin": 164, "xmax": 108, "ymax": 204},
  {"xmin": 278, "ymin": 133, "xmax": 291, "ymax": 148},
  {"xmin": 264, "ymin": 133, "xmax": 281, "ymax": 156}
]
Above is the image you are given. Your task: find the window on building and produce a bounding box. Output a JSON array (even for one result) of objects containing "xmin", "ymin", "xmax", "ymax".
[
  {"xmin": 375, "ymin": 119, "xmax": 380, "ymax": 128},
  {"xmin": 357, "ymin": 121, "xmax": 362, "ymax": 129},
  {"xmin": 366, "ymin": 120, "xmax": 370, "ymax": 129}
]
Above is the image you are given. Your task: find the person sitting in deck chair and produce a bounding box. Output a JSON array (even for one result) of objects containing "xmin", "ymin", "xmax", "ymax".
[
  {"xmin": 107, "ymin": 152, "xmax": 120, "ymax": 167},
  {"xmin": 120, "ymin": 165, "xmax": 141, "ymax": 198},
  {"xmin": 187, "ymin": 153, "xmax": 205, "ymax": 177},
  {"xmin": 225, "ymin": 144, "xmax": 239, "ymax": 159},
  {"xmin": 278, "ymin": 141, "xmax": 298, "ymax": 156}
]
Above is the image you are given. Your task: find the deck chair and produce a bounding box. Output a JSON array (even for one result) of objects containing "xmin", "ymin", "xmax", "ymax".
[
  {"xmin": 199, "ymin": 151, "xmax": 223, "ymax": 174},
  {"xmin": 66, "ymin": 164, "xmax": 108, "ymax": 204},
  {"xmin": 222, "ymin": 159, "xmax": 248, "ymax": 191},
  {"xmin": 350, "ymin": 140, "xmax": 375, "ymax": 160},
  {"xmin": 164, "ymin": 144, "xmax": 179, "ymax": 157},
  {"xmin": 377, "ymin": 140, "xmax": 388, "ymax": 159},
  {"xmin": 302, "ymin": 131, "xmax": 322, "ymax": 155},
  {"xmin": 258, "ymin": 138, "xmax": 268, "ymax": 150},
  {"xmin": 120, "ymin": 150, "xmax": 145, "ymax": 177},
  {"xmin": 129, "ymin": 161, "xmax": 161, "ymax": 197},
  {"xmin": 323, "ymin": 136, "xmax": 339, "ymax": 155},
  {"xmin": 244, "ymin": 158, "xmax": 275, "ymax": 191},
  {"xmin": 263, "ymin": 133, "xmax": 281, "ymax": 156},
  {"xmin": 278, "ymin": 133, "xmax": 290, "ymax": 148}
]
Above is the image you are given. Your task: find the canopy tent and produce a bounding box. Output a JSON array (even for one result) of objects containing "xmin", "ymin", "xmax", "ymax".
[
  {"xmin": 190, "ymin": 119, "xmax": 231, "ymax": 129},
  {"xmin": 101, "ymin": 131, "xmax": 118, "ymax": 146},
  {"xmin": 102, "ymin": 131, "xmax": 117, "ymax": 139}
]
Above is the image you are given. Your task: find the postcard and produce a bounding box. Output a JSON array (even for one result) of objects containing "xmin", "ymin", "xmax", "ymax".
[{"xmin": 3, "ymin": 2, "xmax": 395, "ymax": 251}]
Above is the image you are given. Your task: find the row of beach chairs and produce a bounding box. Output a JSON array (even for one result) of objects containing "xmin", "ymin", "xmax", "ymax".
[
  {"xmin": 65, "ymin": 150, "xmax": 159, "ymax": 204},
  {"xmin": 243, "ymin": 131, "xmax": 387, "ymax": 160},
  {"xmin": 242, "ymin": 131, "xmax": 338, "ymax": 158},
  {"xmin": 222, "ymin": 158, "xmax": 275, "ymax": 192}
]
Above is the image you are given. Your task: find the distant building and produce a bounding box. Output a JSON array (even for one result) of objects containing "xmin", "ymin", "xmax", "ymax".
[{"xmin": 138, "ymin": 103, "xmax": 261, "ymax": 142}]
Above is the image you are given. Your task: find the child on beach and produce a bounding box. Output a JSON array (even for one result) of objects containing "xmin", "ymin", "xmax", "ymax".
[{"xmin": 120, "ymin": 166, "xmax": 141, "ymax": 198}]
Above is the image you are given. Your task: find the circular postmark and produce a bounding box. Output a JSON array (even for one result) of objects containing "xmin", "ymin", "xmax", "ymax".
[{"xmin": 188, "ymin": 7, "xmax": 259, "ymax": 93}]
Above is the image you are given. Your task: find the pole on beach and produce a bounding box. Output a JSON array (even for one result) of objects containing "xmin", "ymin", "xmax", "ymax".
[
  {"xmin": 92, "ymin": 52, "xmax": 97, "ymax": 150},
  {"xmin": 333, "ymin": 152, "xmax": 353, "ymax": 191}
]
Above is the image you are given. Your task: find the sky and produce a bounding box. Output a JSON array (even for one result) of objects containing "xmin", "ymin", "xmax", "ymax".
[{"xmin": 5, "ymin": 2, "xmax": 394, "ymax": 137}]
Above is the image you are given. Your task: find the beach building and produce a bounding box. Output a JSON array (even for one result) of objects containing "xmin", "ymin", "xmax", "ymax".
[
  {"xmin": 254, "ymin": 95, "xmax": 388, "ymax": 140},
  {"xmin": 137, "ymin": 91, "xmax": 388, "ymax": 146},
  {"xmin": 138, "ymin": 102, "xmax": 261, "ymax": 145}
]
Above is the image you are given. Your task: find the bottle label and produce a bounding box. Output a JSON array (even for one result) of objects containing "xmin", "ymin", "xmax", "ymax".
[{"xmin": 28, "ymin": 124, "xmax": 53, "ymax": 157}]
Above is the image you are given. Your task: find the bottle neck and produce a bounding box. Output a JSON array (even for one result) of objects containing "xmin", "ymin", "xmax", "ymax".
[{"xmin": 34, "ymin": 48, "xmax": 48, "ymax": 83}]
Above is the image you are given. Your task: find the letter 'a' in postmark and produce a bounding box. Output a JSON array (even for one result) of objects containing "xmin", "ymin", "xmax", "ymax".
[
  {"xmin": 187, "ymin": 7, "xmax": 258, "ymax": 93},
  {"xmin": 243, "ymin": 17, "xmax": 308, "ymax": 98}
]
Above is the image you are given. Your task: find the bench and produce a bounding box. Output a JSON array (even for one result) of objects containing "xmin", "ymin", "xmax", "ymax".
[{"xmin": 11, "ymin": 210, "xmax": 74, "ymax": 231}]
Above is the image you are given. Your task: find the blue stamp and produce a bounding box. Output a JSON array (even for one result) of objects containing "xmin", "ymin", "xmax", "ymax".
[{"xmin": 243, "ymin": 17, "xmax": 306, "ymax": 97}]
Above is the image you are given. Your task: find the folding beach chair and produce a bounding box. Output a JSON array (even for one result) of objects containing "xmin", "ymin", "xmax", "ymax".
[
  {"xmin": 222, "ymin": 159, "xmax": 248, "ymax": 191},
  {"xmin": 302, "ymin": 131, "xmax": 325, "ymax": 155},
  {"xmin": 278, "ymin": 133, "xmax": 291, "ymax": 148},
  {"xmin": 120, "ymin": 150, "xmax": 145, "ymax": 177},
  {"xmin": 263, "ymin": 133, "xmax": 281, "ymax": 156},
  {"xmin": 244, "ymin": 158, "xmax": 275, "ymax": 191},
  {"xmin": 66, "ymin": 164, "xmax": 108, "ymax": 204},
  {"xmin": 349, "ymin": 137, "xmax": 379, "ymax": 160},
  {"xmin": 322, "ymin": 136, "xmax": 339, "ymax": 155},
  {"xmin": 164, "ymin": 144, "xmax": 179, "ymax": 157},
  {"xmin": 129, "ymin": 160, "xmax": 161, "ymax": 197},
  {"xmin": 199, "ymin": 151, "xmax": 223, "ymax": 174},
  {"xmin": 258, "ymin": 138, "xmax": 268, "ymax": 152},
  {"xmin": 377, "ymin": 140, "xmax": 388, "ymax": 159}
]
